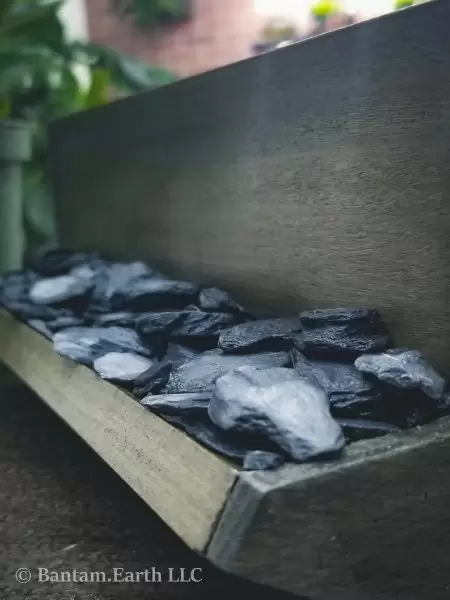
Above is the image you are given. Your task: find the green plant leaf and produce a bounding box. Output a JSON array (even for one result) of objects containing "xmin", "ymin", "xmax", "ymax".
[
  {"xmin": 0, "ymin": 98, "xmax": 11, "ymax": 117},
  {"xmin": 85, "ymin": 68, "xmax": 111, "ymax": 108},
  {"xmin": 0, "ymin": 1, "xmax": 65, "ymax": 53},
  {"xmin": 0, "ymin": 0, "xmax": 16, "ymax": 24}
]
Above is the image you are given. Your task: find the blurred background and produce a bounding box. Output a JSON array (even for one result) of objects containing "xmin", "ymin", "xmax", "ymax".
[{"xmin": 69, "ymin": 0, "xmax": 425, "ymax": 78}]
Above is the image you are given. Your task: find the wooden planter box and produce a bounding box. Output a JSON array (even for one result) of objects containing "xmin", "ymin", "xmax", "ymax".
[{"xmin": 2, "ymin": 2, "xmax": 450, "ymax": 598}]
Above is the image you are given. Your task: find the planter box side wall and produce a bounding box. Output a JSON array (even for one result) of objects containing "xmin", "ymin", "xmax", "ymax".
[{"xmin": 49, "ymin": 0, "xmax": 450, "ymax": 374}]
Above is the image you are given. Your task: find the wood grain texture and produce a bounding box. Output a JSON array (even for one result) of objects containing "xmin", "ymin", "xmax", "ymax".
[
  {"xmin": 49, "ymin": 0, "xmax": 450, "ymax": 375},
  {"xmin": 208, "ymin": 418, "xmax": 450, "ymax": 600},
  {"xmin": 0, "ymin": 310, "xmax": 237, "ymax": 552}
]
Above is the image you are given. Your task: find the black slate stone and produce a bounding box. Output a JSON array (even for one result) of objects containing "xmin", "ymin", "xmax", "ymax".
[
  {"xmin": 164, "ymin": 349, "xmax": 291, "ymax": 394},
  {"xmin": 291, "ymin": 348, "xmax": 385, "ymax": 419},
  {"xmin": 136, "ymin": 311, "xmax": 184, "ymax": 338},
  {"xmin": 93, "ymin": 312, "xmax": 138, "ymax": 328},
  {"xmin": 53, "ymin": 326, "xmax": 156, "ymax": 366},
  {"xmin": 27, "ymin": 248, "xmax": 101, "ymax": 277},
  {"xmin": 7, "ymin": 302, "xmax": 74, "ymax": 323},
  {"xmin": 110, "ymin": 278, "xmax": 200, "ymax": 312},
  {"xmin": 140, "ymin": 392, "xmax": 211, "ymax": 416},
  {"xmin": 198, "ymin": 286, "xmax": 249, "ymax": 315},
  {"xmin": 137, "ymin": 309, "xmax": 239, "ymax": 349},
  {"xmin": 88, "ymin": 261, "xmax": 160, "ymax": 314},
  {"xmin": 218, "ymin": 317, "xmax": 302, "ymax": 353},
  {"xmin": 301, "ymin": 325, "xmax": 390, "ymax": 361},
  {"xmin": 242, "ymin": 450, "xmax": 286, "ymax": 471},
  {"xmin": 300, "ymin": 308, "xmax": 386, "ymax": 329},
  {"xmin": 45, "ymin": 315, "xmax": 86, "ymax": 333},
  {"xmin": 164, "ymin": 343, "xmax": 199, "ymax": 369},
  {"xmin": 209, "ymin": 366, "xmax": 345, "ymax": 462},
  {"xmin": 133, "ymin": 361, "xmax": 173, "ymax": 398},
  {"xmin": 299, "ymin": 307, "xmax": 391, "ymax": 360},
  {"xmin": 337, "ymin": 418, "xmax": 401, "ymax": 442},
  {"xmin": 161, "ymin": 413, "xmax": 253, "ymax": 462}
]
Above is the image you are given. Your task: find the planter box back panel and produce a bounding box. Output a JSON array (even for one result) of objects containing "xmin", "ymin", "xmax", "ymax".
[{"xmin": 50, "ymin": 0, "xmax": 450, "ymax": 377}]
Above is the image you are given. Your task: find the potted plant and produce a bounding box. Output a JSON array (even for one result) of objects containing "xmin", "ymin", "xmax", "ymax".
[{"xmin": 0, "ymin": 0, "xmax": 176, "ymax": 275}]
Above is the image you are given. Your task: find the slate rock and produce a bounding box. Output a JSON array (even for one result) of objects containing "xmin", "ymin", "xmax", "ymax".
[
  {"xmin": 28, "ymin": 319, "xmax": 53, "ymax": 340},
  {"xmin": 337, "ymin": 418, "xmax": 401, "ymax": 442},
  {"xmin": 94, "ymin": 312, "xmax": 138, "ymax": 328},
  {"xmin": 243, "ymin": 450, "xmax": 286, "ymax": 471},
  {"xmin": 291, "ymin": 349, "xmax": 374, "ymax": 397},
  {"xmin": 301, "ymin": 325, "xmax": 390, "ymax": 360},
  {"xmin": 164, "ymin": 349, "xmax": 291, "ymax": 394},
  {"xmin": 161, "ymin": 413, "xmax": 253, "ymax": 461},
  {"xmin": 218, "ymin": 317, "xmax": 302, "ymax": 353},
  {"xmin": 209, "ymin": 366, "xmax": 345, "ymax": 462},
  {"xmin": 164, "ymin": 343, "xmax": 199, "ymax": 369},
  {"xmin": 299, "ymin": 307, "xmax": 391, "ymax": 360},
  {"xmin": 138, "ymin": 309, "xmax": 240, "ymax": 351},
  {"xmin": 93, "ymin": 352, "xmax": 154, "ymax": 382},
  {"xmin": 53, "ymin": 326, "xmax": 155, "ymax": 366},
  {"xmin": 140, "ymin": 392, "xmax": 211, "ymax": 416},
  {"xmin": 198, "ymin": 287, "xmax": 248, "ymax": 315},
  {"xmin": 300, "ymin": 308, "xmax": 386, "ymax": 329},
  {"xmin": 136, "ymin": 311, "xmax": 184, "ymax": 338},
  {"xmin": 28, "ymin": 248, "xmax": 100, "ymax": 277},
  {"xmin": 355, "ymin": 349, "xmax": 446, "ymax": 400},
  {"xmin": 133, "ymin": 361, "xmax": 173, "ymax": 398},
  {"xmin": 88, "ymin": 261, "xmax": 160, "ymax": 314},
  {"xmin": 1, "ymin": 270, "xmax": 40, "ymax": 308},
  {"xmin": 6, "ymin": 301, "xmax": 74, "ymax": 323},
  {"xmin": 45, "ymin": 315, "xmax": 86, "ymax": 333},
  {"xmin": 111, "ymin": 278, "xmax": 199, "ymax": 312},
  {"xmin": 291, "ymin": 349, "xmax": 384, "ymax": 418},
  {"xmin": 29, "ymin": 275, "xmax": 93, "ymax": 306}
]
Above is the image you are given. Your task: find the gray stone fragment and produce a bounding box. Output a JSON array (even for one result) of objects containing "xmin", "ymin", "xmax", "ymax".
[
  {"xmin": 94, "ymin": 312, "xmax": 138, "ymax": 328},
  {"xmin": 111, "ymin": 278, "xmax": 199, "ymax": 312},
  {"xmin": 93, "ymin": 352, "xmax": 154, "ymax": 382},
  {"xmin": 243, "ymin": 450, "xmax": 286, "ymax": 471},
  {"xmin": 300, "ymin": 308, "xmax": 385, "ymax": 328},
  {"xmin": 164, "ymin": 349, "xmax": 290, "ymax": 394},
  {"xmin": 164, "ymin": 343, "xmax": 199, "ymax": 369},
  {"xmin": 29, "ymin": 275, "xmax": 93, "ymax": 305},
  {"xmin": 161, "ymin": 413, "xmax": 252, "ymax": 462},
  {"xmin": 218, "ymin": 317, "xmax": 302, "ymax": 353},
  {"xmin": 53, "ymin": 326, "xmax": 155, "ymax": 366},
  {"xmin": 46, "ymin": 315, "xmax": 85, "ymax": 333},
  {"xmin": 198, "ymin": 287, "xmax": 247, "ymax": 315},
  {"xmin": 292, "ymin": 349, "xmax": 373, "ymax": 396},
  {"xmin": 141, "ymin": 393, "xmax": 211, "ymax": 416},
  {"xmin": 355, "ymin": 349, "xmax": 446, "ymax": 400},
  {"xmin": 337, "ymin": 418, "xmax": 401, "ymax": 442},
  {"xmin": 133, "ymin": 361, "xmax": 173, "ymax": 398},
  {"xmin": 302, "ymin": 325, "xmax": 390, "ymax": 360},
  {"xmin": 209, "ymin": 366, "xmax": 345, "ymax": 462}
]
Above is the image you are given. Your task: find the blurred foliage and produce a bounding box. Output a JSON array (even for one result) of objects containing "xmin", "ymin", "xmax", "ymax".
[
  {"xmin": 0, "ymin": 0, "xmax": 177, "ymax": 254},
  {"xmin": 311, "ymin": 0, "xmax": 341, "ymax": 20},
  {"xmin": 262, "ymin": 19, "xmax": 298, "ymax": 43},
  {"xmin": 111, "ymin": 0, "xmax": 192, "ymax": 27},
  {"xmin": 394, "ymin": 0, "xmax": 415, "ymax": 8}
]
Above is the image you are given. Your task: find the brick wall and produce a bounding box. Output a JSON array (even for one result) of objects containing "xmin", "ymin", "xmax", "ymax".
[{"xmin": 86, "ymin": 0, "xmax": 263, "ymax": 78}]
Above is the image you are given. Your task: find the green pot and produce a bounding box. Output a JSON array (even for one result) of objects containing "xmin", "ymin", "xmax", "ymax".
[{"xmin": 0, "ymin": 119, "xmax": 32, "ymax": 274}]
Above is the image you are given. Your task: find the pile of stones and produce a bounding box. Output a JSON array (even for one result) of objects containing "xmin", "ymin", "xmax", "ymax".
[{"xmin": 1, "ymin": 248, "xmax": 448, "ymax": 471}]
